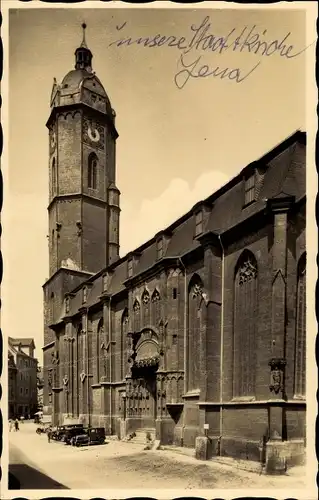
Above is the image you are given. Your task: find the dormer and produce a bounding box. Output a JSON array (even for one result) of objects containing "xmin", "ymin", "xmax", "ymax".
[
  {"xmin": 102, "ymin": 270, "xmax": 113, "ymax": 293},
  {"xmin": 126, "ymin": 251, "xmax": 142, "ymax": 279},
  {"xmin": 243, "ymin": 161, "xmax": 267, "ymax": 207},
  {"xmin": 154, "ymin": 230, "xmax": 172, "ymax": 260},
  {"xmin": 64, "ymin": 292, "xmax": 75, "ymax": 315},
  {"xmin": 192, "ymin": 201, "xmax": 212, "ymax": 238},
  {"xmin": 65, "ymin": 295, "xmax": 70, "ymax": 314},
  {"xmin": 82, "ymin": 283, "xmax": 93, "ymax": 304}
]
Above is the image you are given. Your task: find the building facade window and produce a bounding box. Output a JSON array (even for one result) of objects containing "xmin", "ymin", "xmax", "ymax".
[
  {"xmin": 82, "ymin": 286, "xmax": 88, "ymax": 303},
  {"xmin": 233, "ymin": 250, "xmax": 258, "ymax": 398},
  {"xmin": 151, "ymin": 289, "xmax": 161, "ymax": 325},
  {"xmin": 188, "ymin": 274, "xmax": 203, "ymax": 392},
  {"xmin": 294, "ymin": 252, "xmax": 306, "ymax": 398},
  {"xmin": 133, "ymin": 298, "xmax": 140, "ymax": 332},
  {"xmin": 96, "ymin": 318, "xmax": 104, "ymax": 383},
  {"xmin": 244, "ymin": 173, "xmax": 256, "ymax": 205},
  {"xmin": 52, "ymin": 158, "xmax": 56, "ymax": 196},
  {"xmin": 50, "ymin": 291, "xmax": 55, "ymax": 324},
  {"xmin": 142, "ymin": 289, "xmax": 150, "ymax": 305},
  {"xmin": 195, "ymin": 210, "xmax": 203, "ymax": 236},
  {"xmin": 88, "ymin": 153, "xmax": 98, "ymax": 189},
  {"xmin": 121, "ymin": 309, "xmax": 129, "ymax": 379}
]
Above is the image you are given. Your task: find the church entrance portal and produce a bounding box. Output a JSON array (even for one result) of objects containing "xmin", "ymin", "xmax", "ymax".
[
  {"xmin": 124, "ymin": 329, "xmax": 160, "ymax": 432},
  {"xmin": 127, "ymin": 365, "xmax": 157, "ymax": 426}
]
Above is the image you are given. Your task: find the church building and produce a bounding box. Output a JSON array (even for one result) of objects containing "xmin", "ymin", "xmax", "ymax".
[{"xmin": 43, "ymin": 26, "xmax": 306, "ymax": 472}]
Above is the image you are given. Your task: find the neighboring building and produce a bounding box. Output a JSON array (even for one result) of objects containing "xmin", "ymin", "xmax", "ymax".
[
  {"xmin": 43, "ymin": 25, "xmax": 306, "ymax": 472},
  {"xmin": 37, "ymin": 366, "xmax": 44, "ymax": 411},
  {"xmin": 8, "ymin": 352, "xmax": 17, "ymax": 419},
  {"xmin": 8, "ymin": 337, "xmax": 38, "ymax": 418}
]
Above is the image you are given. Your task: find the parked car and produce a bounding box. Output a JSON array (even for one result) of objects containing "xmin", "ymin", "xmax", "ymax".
[
  {"xmin": 52, "ymin": 424, "xmax": 84, "ymax": 442},
  {"xmin": 72, "ymin": 427, "xmax": 106, "ymax": 447},
  {"xmin": 64, "ymin": 426, "xmax": 88, "ymax": 445}
]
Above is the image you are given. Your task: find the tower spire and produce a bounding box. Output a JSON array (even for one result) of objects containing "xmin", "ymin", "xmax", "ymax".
[
  {"xmin": 75, "ymin": 22, "xmax": 93, "ymax": 71},
  {"xmin": 81, "ymin": 22, "xmax": 88, "ymax": 48}
]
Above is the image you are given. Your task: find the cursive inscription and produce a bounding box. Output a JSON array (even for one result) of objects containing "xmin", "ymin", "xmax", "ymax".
[
  {"xmin": 109, "ymin": 17, "xmax": 311, "ymax": 89},
  {"xmin": 174, "ymin": 52, "xmax": 261, "ymax": 89}
]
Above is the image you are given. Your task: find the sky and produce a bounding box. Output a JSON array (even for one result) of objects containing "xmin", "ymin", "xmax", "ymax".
[{"xmin": 4, "ymin": 4, "xmax": 309, "ymax": 361}]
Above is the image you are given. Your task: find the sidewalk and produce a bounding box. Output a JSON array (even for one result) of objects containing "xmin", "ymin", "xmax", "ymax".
[{"xmin": 9, "ymin": 422, "xmax": 308, "ymax": 491}]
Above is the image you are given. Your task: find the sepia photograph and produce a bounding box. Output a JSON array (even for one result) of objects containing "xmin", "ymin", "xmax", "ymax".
[{"xmin": 1, "ymin": 1, "xmax": 317, "ymax": 497}]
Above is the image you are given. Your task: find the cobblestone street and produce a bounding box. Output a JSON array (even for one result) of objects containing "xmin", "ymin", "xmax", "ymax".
[{"xmin": 8, "ymin": 422, "xmax": 308, "ymax": 492}]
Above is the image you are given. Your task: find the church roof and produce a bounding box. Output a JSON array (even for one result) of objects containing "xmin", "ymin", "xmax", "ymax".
[
  {"xmin": 9, "ymin": 337, "xmax": 35, "ymax": 348},
  {"xmin": 61, "ymin": 69, "xmax": 107, "ymax": 97},
  {"xmin": 61, "ymin": 129, "xmax": 306, "ymax": 318}
]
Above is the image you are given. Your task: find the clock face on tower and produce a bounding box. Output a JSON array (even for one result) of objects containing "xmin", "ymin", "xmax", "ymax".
[
  {"xmin": 88, "ymin": 126, "xmax": 100, "ymax": 143},
  {"xmin": 83, "ymin": 118, "xmax": 105, "ymax": 150}
]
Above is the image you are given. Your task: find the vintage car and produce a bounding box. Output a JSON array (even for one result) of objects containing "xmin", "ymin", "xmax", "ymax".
[
  {"xmin": 64, "ymin": 426, "xmax": 88, "ymax": 445},
  {"xmin": 72, "ymin": 427, "xmax": 106, "ymax": 447},
  {"xmin": 52, "ymin": 424, "xmax": 84, "ymax": 441}
]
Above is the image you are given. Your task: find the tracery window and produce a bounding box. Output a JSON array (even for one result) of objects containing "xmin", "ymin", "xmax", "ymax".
[
  {"xmin": 233, "ymin": 250, "xmax": 258, "ymax": 398},
  {"xmin": 88, "ymin": 153, "xmax": 98, "ymax": 189},
  {"xmin": 294, "ymin": 253, "xmax": 306, "ymax": 398},
  {"xmin": 121, "ymin": 309, "xmax": 129, "ymax": 379},
  {"xmin": 50, "ymin": 292, "xmax": 55, "ymax": 324},
  {"xmin": 142, "ymin": 289, "xmax": 150, "ymax": 305},
  {"xmin": 151, "ymin": 289, "xmax": 161, "ymax": 325},
  {"xmin": 142, "ymin": 289, "xmax": 150, "ymax": 325},
  {"xmin": 188, "ymin": 274, "xmax": 203, "ymax": 391},
  {"xmin": 133, "ymin": 298, "xmax": 140, "ymax": 331},
  {"xmin": 52, "ymin": 158, "xmax": 56, "ymax": 196},
  {"xmin": 96, "ymin": 318, "xmax": 104, "ymax": 383}
]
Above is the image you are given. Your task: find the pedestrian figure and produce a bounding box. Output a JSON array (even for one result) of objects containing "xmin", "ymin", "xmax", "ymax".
[
  {"xmin": 47, "ymin": 426, "xmax": 52, "ymax": 443},
  {"xmin": 14, "ymin": 418, "xmax": 19, "ymax": 431},
  {"xmin": 9, "ymin": 420, "xmax": 13, "ymax": 432}
]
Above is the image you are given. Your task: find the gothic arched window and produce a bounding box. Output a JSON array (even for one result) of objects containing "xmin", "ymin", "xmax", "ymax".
[
  {"xmin": 142, "ymin": 289, "xmax": 150, "ymax": 305},
  {"xmin": 141, "ymin": 289, "xmax": 150, "ymax": 325},
  {"xmin": 50, "ymin": 292, "xmax": 55, "ymax": 323},
  {"xmin": 52, "ymin": 158, "xmax": 56, "ymax": 196},
  {"xmin": 151, "ymin": 289, "xmax": 161, "ymax": 325},
  {"xmin": 121, "ymin": 309, "xmax": 129, "ymax": 379},
  {"xmin": 233, "ymin": 250, "xmax": 258, "ymax": 398},
  {"xmin": 88, "ymin": 153, "xmax": 98, "ymax": 189},
  {"xmin": 133, "ymin": 298, "xmax": 140, "ymax": 331},
  {"xmin": 188, "ymin": 274, "xmax": 203, "ymax": 392},
  {"xmin": 96, "ymin": 318, "xmax": 104, "ymax": 383},
  {"xmin": 294, "ymin": 252, "xmax": 306, "ymax": 398}
]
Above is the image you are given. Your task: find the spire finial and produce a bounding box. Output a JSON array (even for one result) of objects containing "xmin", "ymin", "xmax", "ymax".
[
  {"xmin": 75, "ymin": 22, "xmax": 93, "ymax": 71},
  {"xmin": 81, "ymin": 22, "xmax": 87, "ymax": 48}
]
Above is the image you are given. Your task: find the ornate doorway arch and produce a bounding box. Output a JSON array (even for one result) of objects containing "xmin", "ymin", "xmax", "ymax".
[{"xmin": 126, "ymin": 329, "xmax": 159, "ymax": 426}]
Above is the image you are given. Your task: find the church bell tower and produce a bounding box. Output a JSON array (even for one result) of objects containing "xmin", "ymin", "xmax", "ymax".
[{"xmin": 43, "ymin": 24, "xmax": 120, "ymax": 345}]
